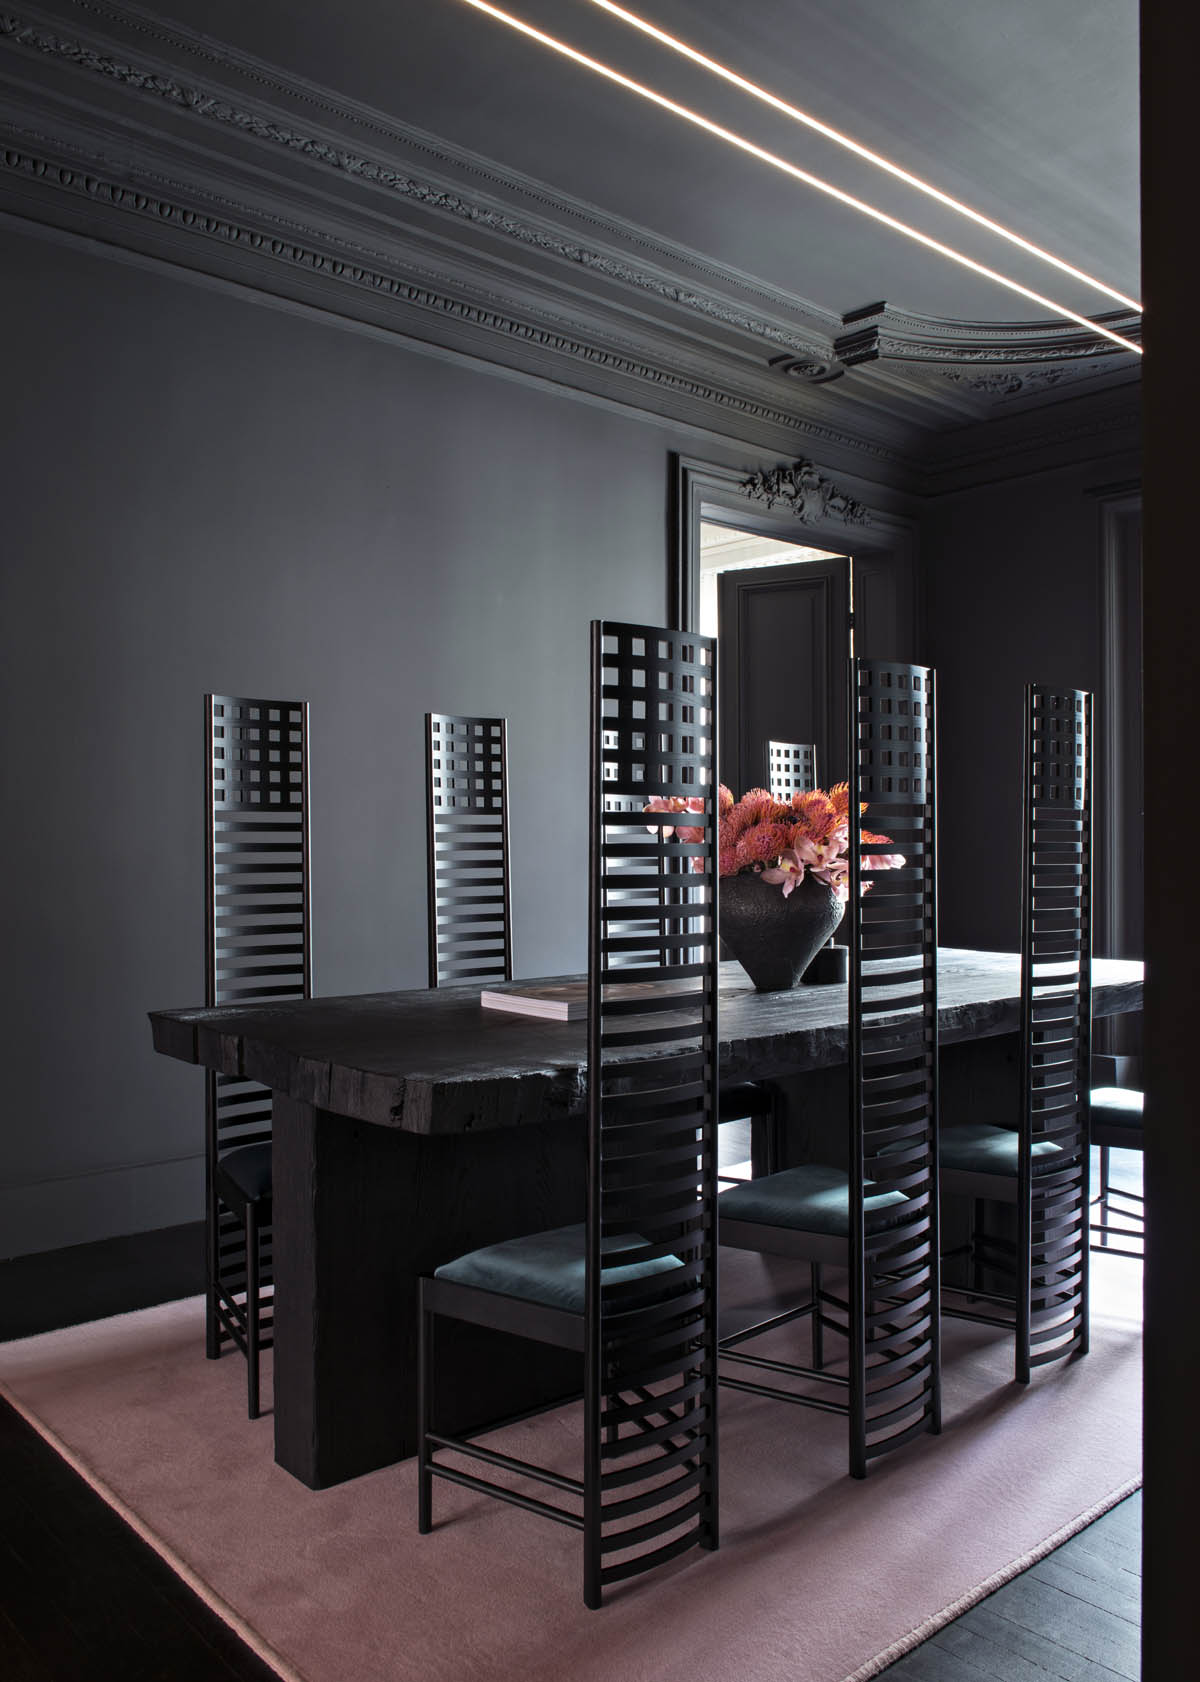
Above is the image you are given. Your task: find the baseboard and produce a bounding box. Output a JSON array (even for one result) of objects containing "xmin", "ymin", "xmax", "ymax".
[
  {"xmin": 0, "ymin": 1153, "xmax": 203, "ymax": 1261},
  {"xmin": 0, "ymin": 1222, "xmax": 205, "ymax": 1341}
]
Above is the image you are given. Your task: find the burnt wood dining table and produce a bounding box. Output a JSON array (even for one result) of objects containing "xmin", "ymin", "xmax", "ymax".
[{"xmin": 149, "ymin": 948, "xmax": 1143, "ymax": 1489}]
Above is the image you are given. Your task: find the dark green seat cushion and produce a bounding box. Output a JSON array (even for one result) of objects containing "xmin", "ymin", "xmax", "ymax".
[
  {"xmin": 939, "ymin": 1123, "xmax": 1061, "ymax": 1175},
  {"xmin": 1090, "ymin": 1086, "xmax": 1144, "ymax": 1131},
  {"xmin": 718, "ymin": 1162, "xmax": 908, "ymax": 1236},
  {"xmin": 215, "ymin": 1141, "xmax": 273, "ymax": 1204},
  {"xmin": 433, "ymin": 1223, "xmax": 682, "ymax": 1315}
]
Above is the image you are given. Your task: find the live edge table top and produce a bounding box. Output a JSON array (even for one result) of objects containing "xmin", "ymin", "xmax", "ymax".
[{"xmin": 149, "ymin": 949, "xmax": 1143, "ymax": 1139}]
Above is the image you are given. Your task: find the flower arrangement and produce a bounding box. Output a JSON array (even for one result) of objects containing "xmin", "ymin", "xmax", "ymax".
[
  {"xmin": 718, "ymin": 782, "xmax": 904, "ymax": 901},
  {"xmin": 640, "ymin": 785, "xmax": 904, "ymax": 900}
]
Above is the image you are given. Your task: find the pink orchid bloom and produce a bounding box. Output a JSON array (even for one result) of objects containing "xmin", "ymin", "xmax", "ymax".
[
  {"xmin": 788, "ymin": 835, "xmax": 823, "ymax": 869},
  {"xmin": 760, "ymin": 848, "xmax": 807, "ymax": 897},
  {"xmin": 642, "ymin": 794, "xmax": 705, "ymax": 838},
  {"xmin": 813, "ymin": 857, "xmax": 851, "ymax": 902},
  {"xmin": 862, "ymin": 852, "xmax": 906, "ymax": 871}
]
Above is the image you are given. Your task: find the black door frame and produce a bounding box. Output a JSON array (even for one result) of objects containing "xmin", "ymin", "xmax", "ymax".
[{"xmin": 668, "ymin": 453, "xmax": 920, "ymax": 645}]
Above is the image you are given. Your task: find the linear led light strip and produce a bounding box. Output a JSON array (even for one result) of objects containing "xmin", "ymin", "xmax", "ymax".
[
  {"xmin": 585, "ymin": 0, "xmax": 1141, "ymax": 317},
  {"xmin": 455, "ymin": 0, "xmax": 1142, "ymax": 355}
]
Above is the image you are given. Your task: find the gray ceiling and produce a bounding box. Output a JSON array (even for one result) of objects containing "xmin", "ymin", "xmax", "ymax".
[
  {"xmin": 0, "ymin": 0, "xmax": 1141, "ymax": 476},
  {"xmin": 155, "ymin": 0, "xmax": 1140, "ymax": 326}
]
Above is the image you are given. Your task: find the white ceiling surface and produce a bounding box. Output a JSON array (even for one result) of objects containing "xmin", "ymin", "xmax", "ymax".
[{"xmin": 158, "ymin": 0, "xmax": 1140, "ymax": 329}]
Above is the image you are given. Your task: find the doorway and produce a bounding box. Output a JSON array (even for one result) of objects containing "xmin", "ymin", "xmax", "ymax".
[{"xmin": 699, "ymin": 522, "xmax": 849, "ymax": 797}]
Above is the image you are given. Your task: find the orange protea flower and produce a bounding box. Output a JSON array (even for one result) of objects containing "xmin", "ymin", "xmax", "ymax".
[
  {"xmin": 735, "ymin": 824, "xmax": 788, "ymax": 870},
  {"xmin": 718, "ymin": 780, "xmax": 906, "ymax": 895},
  {"xmin": 828, "ymin": 781, "xmax": 874, "ymax": 822},
  {"xmin": 737, "ymin": 788, "xmax": 776, "ymax": 822},
  {"xmin": 790, "ymin": 787, "xmax": 837, "ymax": 842},
  {"xmin": 716, "ymin": 790, "xmax": 753, "ymax": 837}
]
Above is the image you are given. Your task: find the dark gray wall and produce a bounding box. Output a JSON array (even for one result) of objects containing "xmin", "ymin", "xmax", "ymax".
[
  {"xmin": 923, "ymin": 456, "xmax": 1139, "ymax": 951},
  {"xmin": 0, "ymin": 225, "xmax": 903, "ymax": 1258},
  {"xmin": 0, "ymin": 230, "xmax": 655, "ymax": 1255}
]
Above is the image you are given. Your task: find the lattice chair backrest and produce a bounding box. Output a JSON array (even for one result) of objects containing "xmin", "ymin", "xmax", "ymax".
[
  {"xmin": 847, "ymin": 656, "xmax": 940, "ymax": 1470},
  {"xmin": 585, "ymin": 620, "xmax": 719, "ymax": 1601},
  {"xmin": 1018, "ymin": 684, "xmax": 1093, "ymax": 1371},
  {"xmin": 204, "ymin": 694, "xmax": 312, "ymax": 1152},
  {"xmin": 425, "ymin": 714, "xmax": 512, "ymax": 988},
  {"xmin": 767, "ymin": 739, "xmax": 818, "ymax": 802}
]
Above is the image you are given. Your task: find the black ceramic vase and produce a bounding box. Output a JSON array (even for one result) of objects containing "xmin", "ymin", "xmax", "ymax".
[{"xmin": 719, "ymin": 870, "xmax": 845, "ymax": 992}]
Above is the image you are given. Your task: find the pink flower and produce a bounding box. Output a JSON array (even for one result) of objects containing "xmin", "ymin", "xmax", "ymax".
[
  {"xmin": 717, "ymin": 782, "xmax": 903, "ymax": 894},
  {"xmin": 862, "ymin": 852, "xmax": 906, "ymax": 871},
  {"xmin": 674, "ymin": 797, "xmax": 706, "ymax": 845},
  {"xmin": 812, "ymin": 856, "xmax": 851, "ymax": 902},
  {"xmin": 785, "ymin": 832, "xmax": 823, "ymax": 868},
  {"xmin": 643, "ymin": 795, "xmax": 706, "ymax": 839},
  {"xmin": 735, "ymin": 823, "xmax": 788, "ymax": 871},
  {"xmin": 762, "ymin": 848, "xmax": 806, "ymax": 897}
]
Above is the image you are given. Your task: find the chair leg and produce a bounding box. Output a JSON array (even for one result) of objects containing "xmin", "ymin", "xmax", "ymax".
[
  {"xmin": 1097, "ymin": 1145, "xmax": 1111, "ymax": 1247},
  {"xmin": 206, "ymin": 1182, "xmax": 222, "ymax": 1360},
  {"xmin": 971, "ymin": 1199, "xmax": 985, "ymax": 1292},
  {"xmin": 743, "ymin": 1083, "xmax": 780, "ymax": 1177},
  {"xmin": 245, "ymin": 1205, "xmax": 260, "ymax": 1420},
  {"xmin": 417, "ymin": 1291, "xmax": 434, "ymax": 1534},
  {"xmin": 205, "ymin": 1270, "xmax": 221, "ymax": 1360},
  {"xmin": 205, "ymin": 1081, "xmax": 221, "ymax": 1360},
  {"xmin": 811, "ymin": 1263, "xmax": 824, "ymax": 1369}
]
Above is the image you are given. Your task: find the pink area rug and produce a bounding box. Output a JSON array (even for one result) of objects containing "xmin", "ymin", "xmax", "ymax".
[{"xmin": 0, "ymin": 1250, "xmax": 1141, "ymax": 1682}]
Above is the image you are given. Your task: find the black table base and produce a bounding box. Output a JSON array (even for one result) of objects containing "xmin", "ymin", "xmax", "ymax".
[{"xmin": 272, "ymin": 1096, "xmax": 585, "ymax": 1488}]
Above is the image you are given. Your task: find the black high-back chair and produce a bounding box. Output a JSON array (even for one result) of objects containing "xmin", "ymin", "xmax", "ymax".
[
  {"xmin": 941, "ymin": 685, "xmax": 1093, "ymax": 1379},
  {"xmin": 767, "ymin": 739, "xmax": 818, "ymax": 801},
  {"xmin": 204, "ymin": 694, "xmax": 312, "ymax": 1418},
  {"xmin": 1090, "ymin": 1078, "xmax": 1143, "ymax": 1258},
  {"xmin": 418, "ymin": 621, "xmax": 720, "ymax": 1607},
  {"xmin": 425, "ymin": 713, "xmax": 512, "ymax": 988},
  {"xmin": 719, "ymin": 658, "xmax": 941, "ymax": 1478},
  {"xmin": 713, "ymin": 739, "xmax": 819, "ymax": 1184}
]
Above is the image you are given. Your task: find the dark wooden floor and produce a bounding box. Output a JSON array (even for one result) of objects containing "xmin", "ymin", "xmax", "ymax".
[
  {"xmin": 0, "ymin": 1221, "xmax": 285, "ymax": 1682},
  {"xmin": 1, "ymin": 1147, "xmax": 1143, "ymax": 1682},
  {"xmin": 878, "ymin": 1492, "xmax": 1142, "ymax": 1682}
]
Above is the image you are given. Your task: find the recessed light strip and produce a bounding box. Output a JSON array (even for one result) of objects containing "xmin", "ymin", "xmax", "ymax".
[
  {"xmin": 454, "ymin": 0, "xmax": 1142, "ymax": 356},
  {"xmin": 584, "ymin": 0, "xmax": 1142, "ymax": 315}
]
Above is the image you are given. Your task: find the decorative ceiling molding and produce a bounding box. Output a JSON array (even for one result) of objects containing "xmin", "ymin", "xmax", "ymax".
[
  {"xmin": 920, "ymin": 386, "xmax": 1141, "ymax": 495},
  {"xmin": 940, "ymin": 367, "xmax": 1068, "ymax": 397},
  {"xmin": 766, "ymin": 352, "xmax": 846, "ymax": 386},
  {"xmin": 833, "ymin": 300, "xmax": 1142, "ymax": 369},
  {"xmin": 0, "ymin": 1, "xmax": 1142, "ymax": 495},
  {"xmin": 0, "ymin": 129, "xmax": 916, "ymax": 477},
  {"xmin": 739, "ymin": 459, "xmax": 870, "ymax": 526},
  {"xmin": 53, "ymin": 0, "xmax": 838, "ymax": 316},
  {"xmin": 0, "ymin": 7, "xmax": 837, "ymax": 366}
]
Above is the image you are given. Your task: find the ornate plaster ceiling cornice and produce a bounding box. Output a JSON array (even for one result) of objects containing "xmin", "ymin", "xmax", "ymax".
[
  {"xmin": 834, "ymin": 299, "xmax": 1142, "ymax": 368},
  {"xmin": 0, "ymin": 4, "xmax": 840, "ymax": 356},
  {"xmin": 0, "ymin": 123, "xmax": 919, "ymax": 479},
  {"xmin": 0, "ymin": 0, "xmax": 1141, "ymax": 493}
]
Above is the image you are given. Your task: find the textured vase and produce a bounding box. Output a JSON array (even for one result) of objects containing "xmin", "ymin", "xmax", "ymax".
[{"xmin": 720, "ymin": 870, "xmax": 845, "ymax": 992}]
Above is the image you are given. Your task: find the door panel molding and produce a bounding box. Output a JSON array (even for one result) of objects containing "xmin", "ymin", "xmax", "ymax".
[{"xmin": 718, "ymin": 558, "xmax": 850, "ymax": 795}]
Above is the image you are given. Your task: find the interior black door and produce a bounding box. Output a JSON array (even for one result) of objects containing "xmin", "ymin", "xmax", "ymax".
[{"xmin": 717, "ymin": 555, "xmax": 850, "ymax": 797}]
